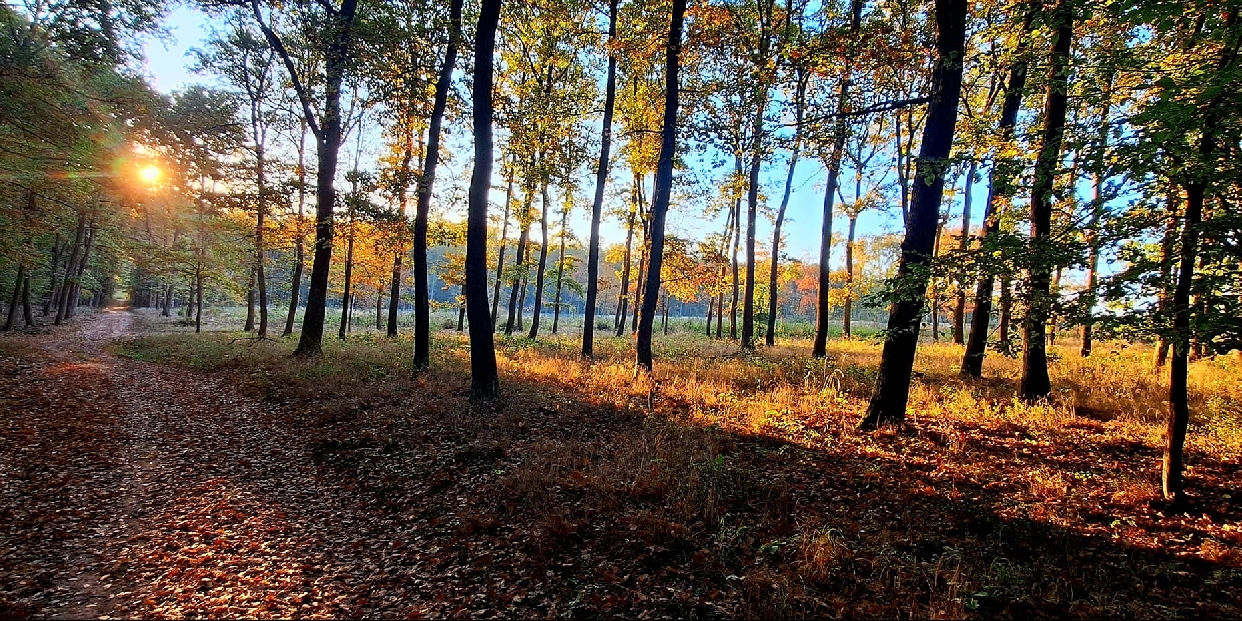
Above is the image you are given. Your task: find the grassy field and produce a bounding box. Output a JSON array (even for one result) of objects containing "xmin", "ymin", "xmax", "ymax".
[{"xmin": 116, "ymin": 308, "xmax": 1242, "ymax": 618}]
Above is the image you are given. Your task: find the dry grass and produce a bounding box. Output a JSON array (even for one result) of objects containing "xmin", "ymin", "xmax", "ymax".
[{"xmin": 115, "ymin": 310, "xmax": 1242, "ymax": 618}]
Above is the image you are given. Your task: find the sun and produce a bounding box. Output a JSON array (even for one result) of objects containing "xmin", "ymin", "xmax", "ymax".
[{"xmin": 139, "ymin": 165, "xmax": 161, "ymax": 184}]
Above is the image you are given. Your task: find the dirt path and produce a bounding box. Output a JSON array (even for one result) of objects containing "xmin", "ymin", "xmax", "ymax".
[{"xmin": 0, "ymin": 309, "xmax": 423, "ymax": 619}]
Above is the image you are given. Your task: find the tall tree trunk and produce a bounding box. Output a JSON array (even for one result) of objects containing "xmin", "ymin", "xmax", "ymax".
[
  {"xmin": 55, "ymin": 213, "xmax": 86, "ymax": 325},
  {"xmin": 255, "ymin": 142, "xmax": 269, "ymax": 338},
  {"xmin": 741, "ymin": 91, "xmax": 771, "ymax": 350},
  {"xmin": 4, "ymin": 264, "xmax": 23, "ymax": 331},
  {"xmin": 255, "ymin": 0, "xmax": 360, "ymax": 356},
  {"xmin": 457, "ymin": 283, "xmax": 467, "ymax": 331},
  {"xmin": 21, "ymin": 270, "xmax": 33, "ymax": 327},
  {"xmin": 861, "ymin": 0, "xmax": 967, "ymax": 429},
  {"xmin": 615, "ymin": 190, "xmax": 637, "ymax": 336},
  {"xmin": 635, "ymin": 0, "xmax": 686, "ymax": 371},
  {"xmin": 163, "ymin": 283, "xmax": 174, "ymax": 317},
  {"xmin": 505, "ymin": 214, "xmax": 529, "ymax": 336},
  {"xmin": 767, "ymin": 72, "xmax": 807, "ymax": 347},
  {"xmin": 631, "ymin": 201, "xmax": 648, "ymax": 335},
  {"xmin": 812, "ymin": 0, "xmax": 861, "ymax": 357},
  {"xmin": 843, "ymin": 215, "xmax": 858, "ymax": 338},
  {"xmin": 729, "ymin": 161, "xmax": 742, "ymax": 341},
  {"xmin": 413, "ymin": 0, "xmax": 463, "ymax": 369},
  {"xmin": 552, "ymin": 197, "xmax": 569, "ymax": 335},
  {"xmin": 1165, "ymin": 184, "xmax": 1204, "ymax": 502},
  {"xmin": 42, "ymin": 233, "xmax": 61, "ymax": 316},
  {"xmin": 339, "ymin": 208, "xmax": 356, "ymax": 340},
  {"xmin": 284, "ymin": 120, "xmax": 309, "ymax": 337},
  {"xmin": 465, "ymin": 0, "xmax": 503, "ymax": 400},
  {"xmin": 960, "ymin": 4, "xmax": 1036, "ymax": 377},
  {"xmin": 952, "ymin": 160, "xmax": 977, "ymax": 344},
  {"xmin": 244, "ymin": 267, "xmax": 256, "ymax": 331},
  {"xmin": 491, "ymin": 168, "xmax": 516, "ymax": 325},
  {"xmin": 67, "ymin": 219, "xmax": 95, "ymax": 320},
  {"xmin": 582, "ymin": 0, "xmax": 619, "ymax": 357},
  {"xmin": 528, "ymin": 184, "xmax": 552, "ymax": 339},
  {"xmin": 1020, "ymin": 0, "xmax": 1072, "ymax": 401}
]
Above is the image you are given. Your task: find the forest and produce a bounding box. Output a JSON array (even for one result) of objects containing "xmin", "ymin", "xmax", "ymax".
[{"xmin": 1, "ymin": 0, "xmax": 1241, "ymax": 617}]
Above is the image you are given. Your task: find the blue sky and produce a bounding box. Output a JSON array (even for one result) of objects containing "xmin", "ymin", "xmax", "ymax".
[{"xmin": 136, "ymin": 5, "xmax": 982, "ymax": 266}]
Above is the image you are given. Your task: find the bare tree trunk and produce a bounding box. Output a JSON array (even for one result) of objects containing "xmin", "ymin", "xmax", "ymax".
[
  {"xmin": 285, "ymin": 120, "xmax": 310, "ymax": 337},
  {"xmin": 491, "ymin": 168, "xmax": 516, "ymax": 325},
  {"xmin": 412, "ymin": 0, "xmax": 463, "ymax": 369},
  {"xmin": 528, "ymin": 183, "xmax": 552, "ymax": 339},
  {"xmin": 465, "ymin": 0, "xmax": 503, "ymax": 399},
  {"xmin": 244, "ymin": 267, "xmax": 256, "ymax": 331},
  {"xmin": 729, "ymin": 162, "xmax": 742, "ymax": 341},
  {"xmin": 952, "ymin": 160, "xmax": 977, "ymax": 344},
  {"xmin": 960, "ymin": 4, "xmax": 1036, "ymax": 377},
  {"xmin": 767, "ymin": 71, "xmax": 807, "ymax": 347},
  {"xmin": 861, "ymin": 0, "xmax": 967, "ymax": 429},
  {"xmin": 55, "ymin": 213, "xmax": 86, "ymax": 325},
  {"xmin": 635, "ymin": 0, "xmax": 686, "ymax": 371},
  {"xmin": 339, "ymin": 210, "xmax": 355, "ymax": 340},
  {"xmin": 582, "ymin": 0, "xmax": 619, "ymax": 357},
  {"xmin": 4, "ymin": 264, "xmax": 23, "ymax": 331},
  {"xmin": 615, "ymin": 190, "xmax": 637, "ymax": 336},
  {"xmin": 22, "ymin": 273, "xmax": 34, "ymax": 327},
  {"xmin": 505, "ymin": 198, "xmax": 530, "ymax": 335},
  {"xmin": 1020, "ymin": 0, "xmax": 1072, "ymax": 401},
  {"xmin": 552, "ymin": 197, "xmax": 569, "ymax": 334},
  {"xmin": 843, "ymin": 215, "xmax": 857, "ymax": 338},
  {"xmin": 812, "ymin": 0, "xmax": 859, "ymax": 357}
]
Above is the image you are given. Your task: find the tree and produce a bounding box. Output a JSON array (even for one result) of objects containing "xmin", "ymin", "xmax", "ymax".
[
  {"xmin": 582, "ymin": 0, "xmax": 620, "ymax": 358},
  {"xmin": 635, "ymin": 0, "xmax": 686, "ymax": 372},
  {"xmin": 860, "ymin": 0, "xmax": 967, "ymax": 429},
  {"xmin": 961, "ymin": 2, "xmax": 1037, "ymax": 378},
  {"xmin": 1019, "ymin": 0, "xmax": 1072, "ymax": 401},
  {"xmin": 413, "ymin": 0, "xmax": 464, "ymax": 370},
  {"xmin": 465, "ymin": 0, "xmax": 504, "ymax": 400},
  {"xmin": 242, "ymin": 0, "xmax": 362, "ymax": 356}
]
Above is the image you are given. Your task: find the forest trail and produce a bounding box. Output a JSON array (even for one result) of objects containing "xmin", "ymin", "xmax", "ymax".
[{"xmin": 1, "ymin": 309, "xmax": 419, "ymax": 619}]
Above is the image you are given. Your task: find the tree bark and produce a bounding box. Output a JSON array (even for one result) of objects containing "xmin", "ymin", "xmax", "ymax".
[
  {"xmin": 253, "ymin": 0, "xmax": 360, "ymax": 356},
  {"xmin": 244, "ymin": 267, "xmax": 256, "ymax": 331},
  {"xmin": 4, "ymin": 264, "xmax": 23, "ymax": 331},
  {"xmin": 1020, "ymin": 0, "xmax": 1072, "ymax": 401},
  {"xmin": 284, "ymin": 120, "xmax": 309, "ymax": 337},
  {"xmin": 528, "ymin": 184, "xmax": 552, "ymax": 339},
  {"xmin": 505, "ymin": 214, "xmax": 529, "ymax": 336},
  {"xmin": 55, "ymin": 213, "xmax": 86, "ymax": 325},
  {"xmin": 491, "ymin": 167, "xmax": 516, "ymax": 325},
  {"xmin": 465, "ymin": 0, "xmax": 503, "ymax": 400},
  {"xmin": 844, "ymin": 215, "xmax": 857, "ymax": 338},
  {"xmin": 42, "ymin": 233, "xmax": 61, "ymax": 316},
  {"xmin": 339, "ymin": 205, "xmax": 356, "ymax": 340},
  {"xmin": 812, "ymin": 0, "xmax": 861, "ymax": 357},
  {"xmin": 767, "ymin": 72, "xmax": 807, "ymax": 347},
  {"xmin": 952, "ymin": 160, "xmax": 977, "ymax": 344},
  {"xmin": 582, "ymin": 0, "xmax": 619, "ymax": 358},
  {"xmin": 413, "ymin": 0, "xmax": 463, "ymax": 369},
  {"xmin": 960, "ymin": 4, "xmax": 1036, "ymax": 377},
  {"xmin": 1166, "ymin": 183, "xmax": 1204, "ymax": 502},
  {"xmin": 860, "ymin": 0, "xmax": 967, "ymax": 429},
  {"xmin": 552, "ymin": 197, "xmax": 570, "ymax": 334},
  {"xmin": 635, "ymin": 0, "xmax": 686, "ymax": 371},
  {"xmin": 21, "ymin": 270, "xmax": 33, "ymax": 327},
  {"xmin": 615, "ymin": 188, "xmax": 637, "ymax": 336}
]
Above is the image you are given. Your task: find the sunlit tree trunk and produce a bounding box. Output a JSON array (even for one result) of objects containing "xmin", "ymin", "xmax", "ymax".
[
  {"xmin": 767, "ymin": 70, "xmax": 807, "ymax": 347},
  {"xmin": 635, "ymin": 0, "xmax": 686, "ymax": 371},
  {"xmin": 491, "ymin": 167, "xmax": 516, "ymax": 325},
  {"xmin": 952, "ymin": 160, "xmax": 977, "ymax": 344},
  {"xmin": 465, "ymin": 0, "xmax": 503, "ymax": 399},
  {"xmin": 861, "ymin": 0, "xmax": 967, "ymax": 429},
  {"xmin": 284, "ymin": 120, "xmax": 309, "ymax": 337},
  {"xmin": 812, "ymin": 0, "xmax": 860, "ymax": 357},
  {"xmin": 582, "ymin": 0, "xmax": 619, "ymax": 357},
  {"xmin": 529, "ymin": 183, "xmax": 552, "ymax": 339},
  {"xmin": 413, "ymin": 0, "xmax": 463, "ymax": 370},
  {"xmin": 1020, "ymin": 0, "xmax": 1072, "ymax": 401},
  {"xmin": 961, "ymin": 4, "xmax": 1035, "ymax": 377}
]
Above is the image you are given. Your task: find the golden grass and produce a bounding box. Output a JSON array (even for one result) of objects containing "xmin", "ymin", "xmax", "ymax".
[{"xmin": 114, "ymin": 313, "xmax": 1242, "ymax": 618}]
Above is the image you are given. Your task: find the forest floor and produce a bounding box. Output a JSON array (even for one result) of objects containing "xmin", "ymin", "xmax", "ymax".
[{"xmin": 1, "ymin": 308, "xmax": 1241, "ymax": 619}]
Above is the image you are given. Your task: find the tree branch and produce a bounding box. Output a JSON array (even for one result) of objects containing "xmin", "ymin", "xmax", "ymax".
[{"xmin": 250, "ymin": 0, "xmax": 322, "ymax": 141}]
